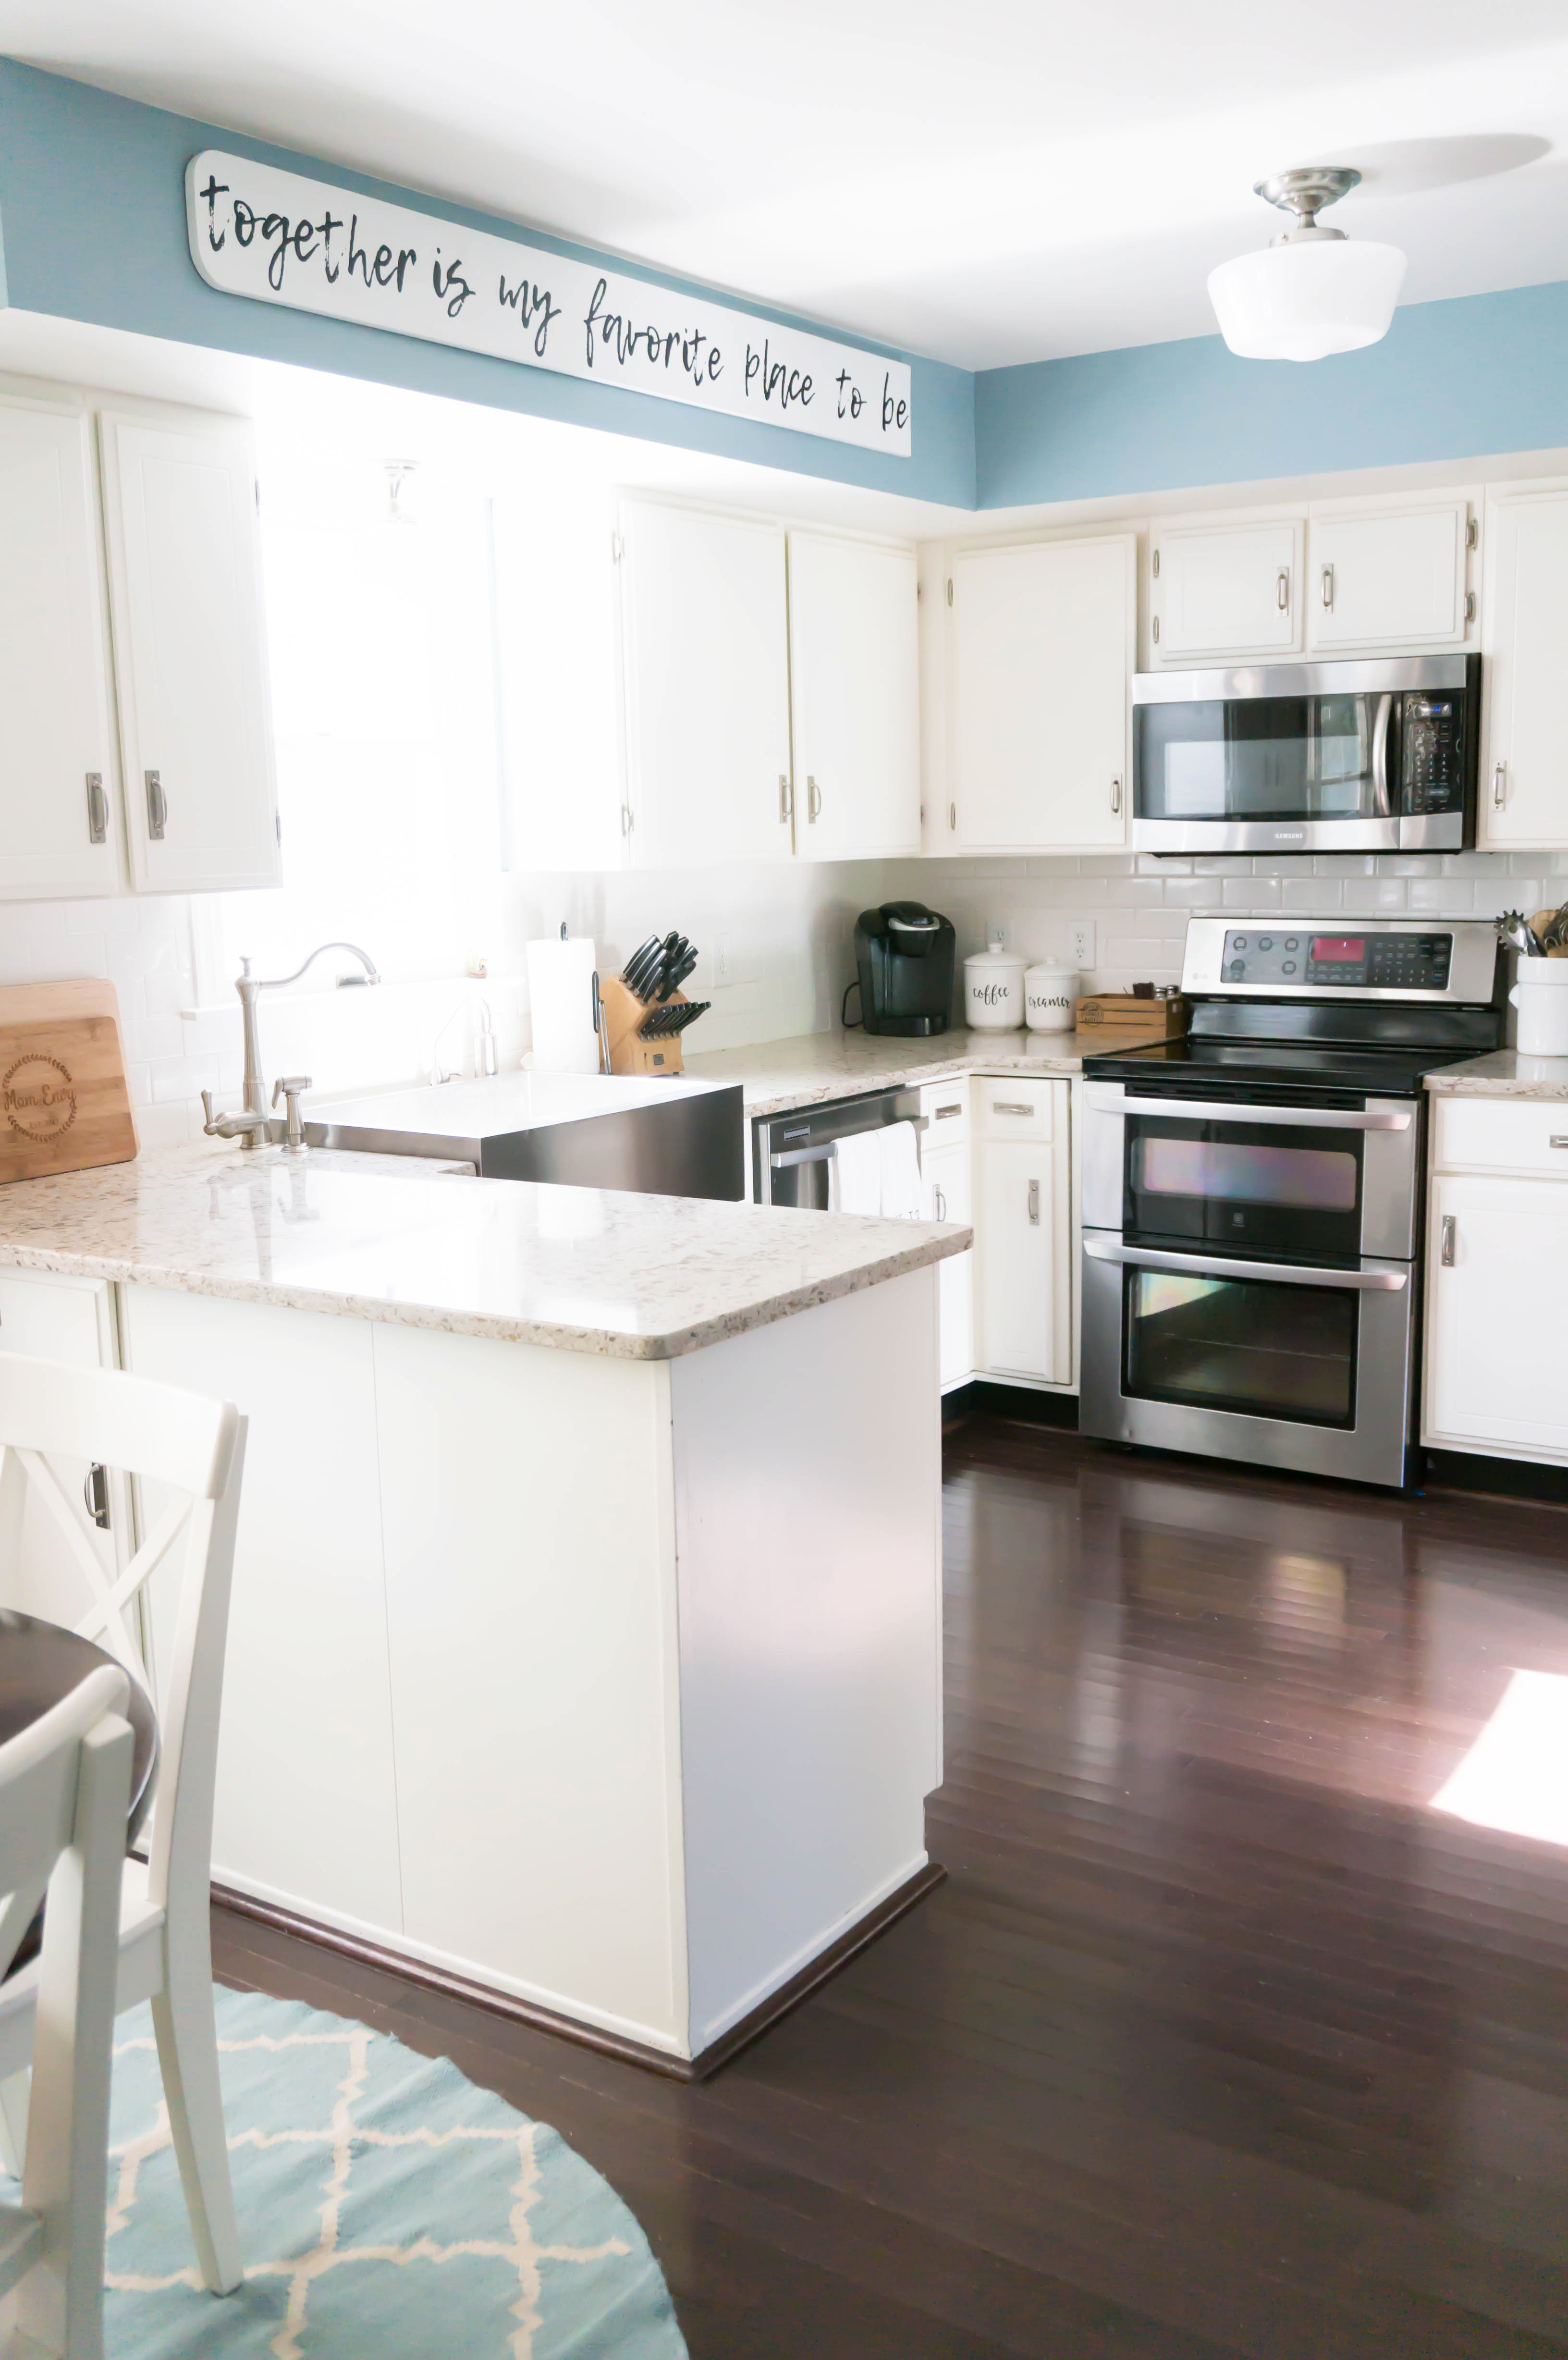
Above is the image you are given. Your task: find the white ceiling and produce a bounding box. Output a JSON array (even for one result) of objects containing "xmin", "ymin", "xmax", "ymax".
[{"xmin": 6, "ymin": 1, "xmax": 1568, "ymax": 368}]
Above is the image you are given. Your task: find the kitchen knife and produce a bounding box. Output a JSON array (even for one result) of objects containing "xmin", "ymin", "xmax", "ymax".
[
  {"xmin": 625, "ymin": 940, "xmax": 665, "ymax": 998},
  {"xmin": 620, "ymin": 936, "xmax": 660, "ymax": 988},
  {"xmin": 650, "ymin": 932, "xmax": 685, "ymax": 1001},
  {"xmin": 665, "ymin": 948, "xmax": 698, "ymax": 994}
]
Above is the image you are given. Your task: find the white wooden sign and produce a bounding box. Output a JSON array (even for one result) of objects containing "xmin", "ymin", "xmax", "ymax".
[{"xmin": 185, "ymin": 152, "xmax": 913, "ymax": 458}]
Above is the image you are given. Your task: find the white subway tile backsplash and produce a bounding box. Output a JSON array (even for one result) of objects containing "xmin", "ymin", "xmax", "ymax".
[
  {"xmin": 1093, "ymin": 878, "xmax": 1165, "ymax": 907},
  {"xmin": 1341, "ymin": 877, "xmax": 1409, "ymax": 913},
  {"xmin": 1162, "ymin": 877, "xmax": 1217, "ymax": 907},
  {"xmin": 1281, "ymin": 876, "xmax": 1341, "ymax": 911},
  {"xmin": 1193, "ymin": 857, "xmax": 1253, "ymax": 876},
  {"xmin": 1408, "ymin": 877, "xmax": 1472, "ymax": 912},
  {"xmin": 1222, "ymin": 875, "xmax": 1281, "ymax": 908},
  {"xmin": 1311, "ymin": 855, "xmax": 1378, "ymax": 877}
]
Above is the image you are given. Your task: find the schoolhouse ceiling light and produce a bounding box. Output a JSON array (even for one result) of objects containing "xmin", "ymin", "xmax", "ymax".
[{"xmin": 1208, "ymin": 167, "xmax": 1406, "ymax": 363}]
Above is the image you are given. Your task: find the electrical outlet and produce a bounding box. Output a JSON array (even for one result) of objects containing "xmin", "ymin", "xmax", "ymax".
[
  {"xmin": 984, "ymin": 918, "xmax": 1011, "ymax": 950},
  {"xmin": 713, "ymin": 935, "xmax": 734, "ymax": 987},
  {"xmin": 1066, "ymin": 921, "xmax": 1096, "ymax": 970}
]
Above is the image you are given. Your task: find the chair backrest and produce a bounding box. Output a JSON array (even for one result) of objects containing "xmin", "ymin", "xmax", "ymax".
[
  {"xmin": 0, "ymin": 1662, "xmax": 134, "ymax": 2353},
  {"xmin": 0, "ymin": 1352, "xmax": 246, "ymax": 1918}
]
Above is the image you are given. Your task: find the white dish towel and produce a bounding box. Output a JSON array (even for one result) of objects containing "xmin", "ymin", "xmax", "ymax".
[{"xmin": 828, "ymin": 1121, "xmax": 924, "ymax": 1219}]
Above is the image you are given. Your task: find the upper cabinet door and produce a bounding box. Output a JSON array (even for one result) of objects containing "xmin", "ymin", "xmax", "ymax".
[
  {"xmin": 949, "ymin": 535, "xmax": 1133, "ymax": 852},
  {"xmin": 1151, "ymin": 520, "xmax": 1303, "ymax": 661},
  {"xmin": 1307, "ymin": 499, "xmax": 1471, "ymax": 653},
  {"xmin": 618, "ymin": 498, "xmax": 792, "ymax": 868},
  {"xmin": 0, "ymin": 399, "xmax": 120, "ymax": 900},
  {"xmin": 1481, "ymin": 486, "xmax": 1568, "ymax": 849},
  {"xmin": 99, "ymin": 412, "xmax": 281, "ymax": 894},
  {"xmin": 787, "ymin": 530, "xmax": 919, "ymax": 862}
]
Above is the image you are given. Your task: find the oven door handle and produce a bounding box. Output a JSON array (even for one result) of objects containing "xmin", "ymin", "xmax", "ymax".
[
  {"xmin": 1082, "ymin": 1237, "xmax": 1409, "ymax": 1291},
  {"xmin": 1099, "ymin": 1090, "xmax": 1412, "ymax": 1132}
]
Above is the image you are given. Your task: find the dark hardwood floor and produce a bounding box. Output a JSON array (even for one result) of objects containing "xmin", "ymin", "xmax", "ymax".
[{"xmin": 213, "ymin": 1418, "xmax": 1568, "ymax": 2356}]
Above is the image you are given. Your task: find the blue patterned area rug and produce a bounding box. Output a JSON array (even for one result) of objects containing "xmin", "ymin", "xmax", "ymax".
[{"xmin": 99, "ymin": 1987, "xmax": 688, "ymax": 2360}]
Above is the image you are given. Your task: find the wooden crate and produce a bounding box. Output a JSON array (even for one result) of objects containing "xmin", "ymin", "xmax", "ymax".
[{"xmin": 1076, "ymin": 993, "xmax": 1188, "ymax": 1034}]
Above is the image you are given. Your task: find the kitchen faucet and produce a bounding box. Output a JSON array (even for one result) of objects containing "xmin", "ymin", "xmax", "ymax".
[{"xmin": 202, "ymin": 941, "xmax": 381, "ymax": 1150}]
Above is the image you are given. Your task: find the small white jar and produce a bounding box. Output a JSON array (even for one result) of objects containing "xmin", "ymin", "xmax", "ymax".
[
  {"xmin": 1024, "ymin": 963, "xmax": 1081, "ymax": 1034},
  {"xmin": 1510, "ymin": 961, "xmax": 1568, "ymax": 1056},
  {"xmin": 964, "ymin": 936, "xmax": 1025, "ymax": 1032}
]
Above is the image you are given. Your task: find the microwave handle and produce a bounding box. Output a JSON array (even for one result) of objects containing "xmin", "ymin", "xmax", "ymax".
[
  {"xmin": 1098, "ymin": 1089, "xmax": 1412, "ymax": 1132},
  {"xmin": 1083, "ymin": 1238, "xmax": 1408, "ymax": 1291},
  {"xmin": 1370, "ymin": 691, "xmax": 1396, "ymax": 819}
]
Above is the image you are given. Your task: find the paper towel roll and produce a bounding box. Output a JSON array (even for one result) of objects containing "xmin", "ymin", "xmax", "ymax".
[{"xmin": 526, "ymin": 934, "xmax": 601, "ymax": 1074}]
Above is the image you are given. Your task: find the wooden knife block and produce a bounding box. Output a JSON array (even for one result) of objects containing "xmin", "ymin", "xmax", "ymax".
[{"xmin": 600, "ymin": 975, "xmax": 691, "ymax": 1075}]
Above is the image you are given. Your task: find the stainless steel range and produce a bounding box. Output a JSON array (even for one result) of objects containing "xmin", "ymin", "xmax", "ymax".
[{"xmin": 1079, "ymin": 916, "xmax": 1503, "ymax": 1488}]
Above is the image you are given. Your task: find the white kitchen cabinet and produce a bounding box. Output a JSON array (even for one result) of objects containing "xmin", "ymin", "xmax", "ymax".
[
  {"xmin": 0, "ymin": 1271, "xmax": 126, "ymax": 1629},
  {"xmin": 1307, "ymin": 497, "xmax": 1472, "ymax": 653},
  {"xmin": 0, "ymin": 397, "xmax": 121, "ymax": 900},
  {"xmin": 974, "ymin": 1081, "xmax": 1072, "ymax": 1384},
  {"xmin": 948, "ymin": 535, "xmax": 1134, "ymax": 851},
  {"xmin": 98, "ymin": 410, "xmax": 282, "ymax": 894},
  {"xmin": 1150, "ymin": 518, "xmax": 1303, "ymax": 661},
  {"xmin": 921, "ymin": 1111, "xmax": 973, "ymax": 1390},
  {"xmin": 786, "ymin": 529, "xmax": 920, "ymax": 860},
  {"xmin": 118, "ymin": 1283, "xmax": 404, "ymax": 1935},
  {"xmin": 1480, "ymin": 484, "xmax": 1568, "ymax": 849},
  {"xmin": 1425, "ymin": 1171, "xmax": 1568, "ymax": 1463},
  {"xmin": 618, "ymin": 497, "xmax": 793, "ymax": 868}
]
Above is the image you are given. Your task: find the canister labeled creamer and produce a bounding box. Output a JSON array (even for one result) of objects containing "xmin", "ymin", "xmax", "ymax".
[
  {"xmin": 1024, "ymin": 964, "xmax": 1081, "ymax": 1034},
  {"xmin": 963, "ymin": 936, "xmax": 1025, "ymax": 1031}
]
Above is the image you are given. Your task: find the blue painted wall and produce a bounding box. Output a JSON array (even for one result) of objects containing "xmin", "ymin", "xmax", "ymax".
[
  {"xmin": 0, "ymin": 61, "xmax": 976, "ymax": 507},
  {"xmin": 974, "ymin": 280, "xmax": 1568, "ymax": 508},
  {"xmin": 5, "ymin": 60, "xmax": 1568, "ymax": 516}
]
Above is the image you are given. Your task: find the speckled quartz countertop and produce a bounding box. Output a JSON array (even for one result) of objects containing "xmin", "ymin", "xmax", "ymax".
[
  {"xmin": 1425, "ymin": 1051, "xmax": 1568, "ymax": 1099},
  {"xmin": 0, "ymin": 1139, "xmax": 970, "ymax": 1360},
  {"xmin": 683, "ymin": 1023, "xmax": 1170, "ymax": 1116}
]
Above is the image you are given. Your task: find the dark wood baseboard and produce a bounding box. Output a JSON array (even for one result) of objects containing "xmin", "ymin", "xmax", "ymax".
[
  {"xmin": 1421, "ymin": 1447, "xmax": 1568, "ymax": 1508},
  {"xmin": 212, "ymin": 1859, "xmax": 945, "ymax": 2083},
  {"xmin": 944, "ymin": 1379, "xmax": 1078, "ymax": 1432}
]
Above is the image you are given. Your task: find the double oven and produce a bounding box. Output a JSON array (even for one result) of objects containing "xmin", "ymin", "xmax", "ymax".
[{"xmin": 1079, "ymin": 917, "xmax": 1501, "ymax": 1489}]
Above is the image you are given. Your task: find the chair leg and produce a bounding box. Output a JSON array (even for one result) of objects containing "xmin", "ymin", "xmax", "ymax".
[
  {"xmin": 151, "ymin": 1937, "xmax": 242, "ymax": 2296},
  {"xmin": 0, "ymin": 2068, "xmax": 29, "ymax": 2178}
]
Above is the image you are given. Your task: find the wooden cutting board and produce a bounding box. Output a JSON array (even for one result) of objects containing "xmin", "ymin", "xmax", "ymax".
[{"xmin": 0, "ymin": 981, "xmax": 138, "ymax": 1183}]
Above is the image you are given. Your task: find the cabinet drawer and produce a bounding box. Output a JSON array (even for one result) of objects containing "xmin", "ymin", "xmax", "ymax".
[
  {"xmin": 919, "ymin": 1078, "xmax": 970, "ymax": 1145},
  {"xmin": 1434, "ymin": 1096, "xmax": 1568, "ymax": 1178},
  {"xmin": 976, "ymin": 1077, "xmax": 1058, "ymax": 1141}
]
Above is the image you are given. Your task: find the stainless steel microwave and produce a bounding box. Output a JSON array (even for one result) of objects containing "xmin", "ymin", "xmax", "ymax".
[{"xmin": 1130, "ymin": 653, "xmax": 1480, "ymax": 856}]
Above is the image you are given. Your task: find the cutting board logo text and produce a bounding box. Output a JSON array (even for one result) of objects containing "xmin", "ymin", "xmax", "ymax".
[{"xmin": 3, "ymin": 1055, "xmax": 78, "ymax": 1143}]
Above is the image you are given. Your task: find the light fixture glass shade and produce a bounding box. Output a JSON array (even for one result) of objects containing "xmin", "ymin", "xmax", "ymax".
[{"xmin": 1208, "ymin": 238, "xmax": 1407, "ymax": 362}]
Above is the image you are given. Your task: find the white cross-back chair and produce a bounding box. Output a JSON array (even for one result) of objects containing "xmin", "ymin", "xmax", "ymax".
[
  {"xmin": 0, "ymin": 1352, "xmax": 247, "ymax": 2297},
  {"xmin": 0, "ymin": 1661, "xmax": 133, "ymax": 2360}
]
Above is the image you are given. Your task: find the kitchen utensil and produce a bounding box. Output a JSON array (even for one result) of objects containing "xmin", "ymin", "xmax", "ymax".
[
  {"xmin": 1497, "ymin": 910, "xmax": 1547, "ymax": 959},
  {"xmin": 0, "ymin": 980, "xmax": 138, "ymax": 1181},
  {"xmin": 1531, "ymin": 902, "xmax": 1568, "ymax": 953},
  {"xmin": 651, "ymin": 934, "xmax": 688, "ymax": 1002},
  {"xmin": 620, "ymin": 935, "xmax": 661, "ymax": 988},
  {"xmin": 639, "ymin": 1000, "xmax": 710, "ymax": 1039},
  {"xmin": 963, "ymin": 937, "xmax": 1026, "ymax": 1032},
  {"xmin": 623, "ymin": 939, "xmax": 664, "ymax": 998},
  {"xmin": 666, "ymin": 948, "xmax": 699, "ymax": 995}
]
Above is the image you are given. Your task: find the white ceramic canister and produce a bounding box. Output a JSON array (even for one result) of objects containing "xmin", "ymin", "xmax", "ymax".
[
  {"xmin": 964, "ymin": 936, "xmax": 1026, "ymax": 1031},
  {"xmin": 1509, "ymin": 961, "xmax": 1568, "ymax": 1056},
  {"xmin": 1024, "ymin": 963, "xmax": 1082, "ymax": 1034}
]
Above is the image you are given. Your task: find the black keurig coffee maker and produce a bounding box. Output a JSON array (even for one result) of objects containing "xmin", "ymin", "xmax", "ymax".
[{"xmin": 849, "ymin": 902, "xmax": 956, "ymax": 1035}]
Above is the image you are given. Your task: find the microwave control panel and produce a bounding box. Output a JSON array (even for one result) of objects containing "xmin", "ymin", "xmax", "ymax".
[
  {"xmin": 1222, "ymin": 929, "xmax": 1454, "ymax": 990},
  {"xmin": 1399, "ymin": 692, "xmax": 1465, "ymax": 816}
]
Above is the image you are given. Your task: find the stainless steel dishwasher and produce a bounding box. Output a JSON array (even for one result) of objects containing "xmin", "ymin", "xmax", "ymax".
[{"xmin": 753, "ymin": 1087, "xmax": 924, "ymax": 1207}]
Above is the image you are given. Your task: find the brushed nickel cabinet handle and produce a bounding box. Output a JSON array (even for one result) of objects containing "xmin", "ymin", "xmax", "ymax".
[
  {"xmin": 934, "ymin": 1186, "xmax": 946, "ymax": 1220},
  {"xmin": 1152, "ymin": 615, "xmax": 1160, "ymax": 644},
  {"xmin": 1493, "ymin": 761, "xmax": 1507, "ymax": 808},
  {"xmin": 993, "ymin": 1101, "xmax": 1033, "ymax": 1117},
  {"xmin": 948, "ymin": 801, "xmax": 956, "ymax": 832},
  {"xmin": 778, "ymin": 773, "xmax": 793, "ymax": 824},
  {"xmin": 1321, "ymin": 564, "xmax": 1334, "ymax": 609},
  {"xmin": 145, "ymin": 768, "xmax": 167, "ymax": 840},
  {"xmin": 807, "ymin": 774, "xmax": 821, "ymax": 823},
  {"xmin": 1550, "ymin": 1136, "xmax": 1568, "ymax": 1149},
  {"xmin": 1465, "ymin": 590, "xmax": 1476, "ymax": 623},
  {"xmin": 1277, "ymin": 567, "xmax": 1290, "ymax": 612},
  {"xmin": 85, "ymin": 773, "xmax": 107, "ymax": 845},
  {"xmin": 1027, "ymin": 1178, "xmax": 1040, "ymax": 1225},
  {"xmin": 1110, "ymin": 776, "xmax": 1122, "ymax": 814},
  {"xmin": 1440, "ymin": 1213, "xmax": 1456, "ymax": 1266}
]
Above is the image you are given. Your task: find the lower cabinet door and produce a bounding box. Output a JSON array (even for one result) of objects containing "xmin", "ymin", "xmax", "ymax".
[
  {"xmin": 1425, "ymin": 1173, "xmax": 1568, "ymax": 1462},
  {"xmin": 976, "ymin": 1136, "xmax": 1070, "ymax": 1383},
  {"xmin": 923, "ymin": 1139, "xmax": 973, "ymax": 1389},
  {"xmin": 0, "ymin": 1271, "xmax": 125, "ymax": 1624}
]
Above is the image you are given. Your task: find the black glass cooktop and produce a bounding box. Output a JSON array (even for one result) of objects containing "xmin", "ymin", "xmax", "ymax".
[{"xmin": 1083, "ymin": 1034, "xmax": 1481, "ymax": 1100}]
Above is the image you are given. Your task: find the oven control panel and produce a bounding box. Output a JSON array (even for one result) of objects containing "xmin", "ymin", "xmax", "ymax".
[{"xmin": 1221, "ymin": 928, "xmax": 1453, "ymax": 990}]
